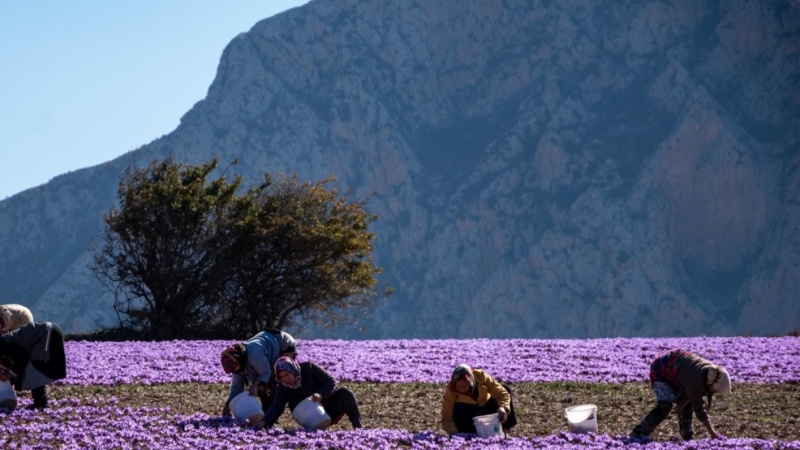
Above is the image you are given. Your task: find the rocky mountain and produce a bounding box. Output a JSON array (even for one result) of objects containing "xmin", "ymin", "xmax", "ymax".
[{"xmin": 1, "ymin": 0, "xmax": 798, "ymax": 339}]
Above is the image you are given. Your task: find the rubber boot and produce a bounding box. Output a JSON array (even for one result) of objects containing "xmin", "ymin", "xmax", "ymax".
[{"xmin": 27, "ymin": 386, "xmax": 48, "ymax": 410}]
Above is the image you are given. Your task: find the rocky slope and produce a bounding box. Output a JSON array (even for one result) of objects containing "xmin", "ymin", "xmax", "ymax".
[{"xmin": 1, "ymin": 0, "xmax": 798, "ymax": 338}]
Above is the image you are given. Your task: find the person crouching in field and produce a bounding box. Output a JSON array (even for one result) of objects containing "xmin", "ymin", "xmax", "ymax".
[
  {"xmin": 0, "ymin": 304, "xmax": 34, "ymax": 335},
  {"xmin": 254, "ymin": 356, "xmax": 363, "ymax": 430},
  {"xmin": 631, "ymin": 349, "xmax": 732, "ymax": 440},
  {"xmin": 441, "ymin": 364, "xmax": 518, "ymax": 436},
  {"xmin": 0, "ymin": 321, "xmax": 67, "ymax": 410},
  {"xmin": 220, "ymin": 329, "xmax": 297, "ymax": 417}
]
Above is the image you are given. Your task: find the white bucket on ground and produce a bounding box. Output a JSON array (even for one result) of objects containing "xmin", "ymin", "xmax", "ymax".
[
  {"xmin": 473, "ymin": 413, "xmax": 504, "ymax": 438},
  {"xmin": 565, "ymin": 404, "xmax": 598, "ymax": 434},
  {"xmin": 292, "ymin": 397, "xmax": 331, "ymax": 430},
  {"xmin": 0, "ymin": 380, "xmax": 17, "ymax": 412},
  {"xmin": 229, "ymin": 391, "xmax": 264, "ymax": 423}
]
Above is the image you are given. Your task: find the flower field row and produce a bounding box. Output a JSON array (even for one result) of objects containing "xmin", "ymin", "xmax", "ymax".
[
  {"xmin": 1, "ymin": 398, "xmax": 798, "ymax": 450},
  {"xmin": 63, "ymin": 336, "xmax": 799, "ymax": 385}
]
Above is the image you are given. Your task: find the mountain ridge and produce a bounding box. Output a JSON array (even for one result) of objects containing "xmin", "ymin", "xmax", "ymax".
[{"xmin": 1, "ymin": 0, "xmax": 797, "ymax": 338}]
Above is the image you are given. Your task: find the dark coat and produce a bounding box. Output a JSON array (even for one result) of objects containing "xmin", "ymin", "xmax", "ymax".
[
  {"xmin": 0, "ymin": 322, "xmax": 66, "ymax": 390},
  {"xmin": 261, "ymin": 361, "xmax": 336, "ymax": 427}
]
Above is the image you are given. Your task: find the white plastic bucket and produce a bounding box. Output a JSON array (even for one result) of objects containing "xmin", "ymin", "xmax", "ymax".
[
  {"xmin": 0, "ymin": 380, "xmax": 18, "ymax": 412},
  {"xmin": 229, "ymin": 392, "xmax": 264, "ymax": 423},
  {"xmin": 565, "ymin": 404, "xmax": 598, "ymax": 434},
  {"xmin": 292, "ymin": 397, "xmax": 332, "ymax": 430},
  {"xmin": 473, "ymin": 413, "xmax": 504, "ymax": 438}
]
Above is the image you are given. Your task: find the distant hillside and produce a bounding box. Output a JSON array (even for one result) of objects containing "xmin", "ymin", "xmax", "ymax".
[{"xmin": 1, "ymin": 0, "xmax": 798, "ymax": 338}]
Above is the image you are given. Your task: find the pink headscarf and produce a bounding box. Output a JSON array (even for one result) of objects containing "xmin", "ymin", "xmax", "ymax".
[{"xmin": 274, "ymin": 356, "xmax": 302, "ymax": 389}]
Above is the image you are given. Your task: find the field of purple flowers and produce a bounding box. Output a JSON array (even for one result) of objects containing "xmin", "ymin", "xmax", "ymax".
[
  {"xmin": 1, "ymin": 336, "xmax": 798, "ymax": 449},
  {"xmin": 64, "ymin": 336, "xmax": 799, "ymax": 385}
]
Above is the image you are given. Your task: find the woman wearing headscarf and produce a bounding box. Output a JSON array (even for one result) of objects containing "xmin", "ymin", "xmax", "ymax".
[
  {"xmin": 0, "ymin": 321, "xmax": 66, "ymax": 410},
  {"xmin": 0, "ymin": 304, "xmax": 34, "ymax": 334},
  {"xmin": 255, "ymin": 356, "xmax": 362, "ymax": 430},
  {"xmin": 441, "ymin": 364, "xmax": 518, "ymax": 436},
  {"xmin": 631, "ymin": 349, "xmax": 732, "ymax": 440},
  {"xmin": 220, "ymin": 329, "xmax": 297, "ymax": 417}
]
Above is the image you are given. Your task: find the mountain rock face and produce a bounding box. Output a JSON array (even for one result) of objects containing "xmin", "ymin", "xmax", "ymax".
[{"xmin": 1, "ymin": 0, "xmax": 798, "ymax": 339}]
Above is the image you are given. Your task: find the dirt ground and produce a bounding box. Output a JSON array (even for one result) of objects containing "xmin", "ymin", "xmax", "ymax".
[{"xmin": 49, "ymin": 381, "xmax": 800, "ymax": 442}]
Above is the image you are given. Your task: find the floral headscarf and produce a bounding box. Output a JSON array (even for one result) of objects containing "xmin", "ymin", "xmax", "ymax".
[
  {"xmin": 220, "ymin": 343, "xmax": 246, "ymax": 374},
  {"xmin": 449, "ymin": 364, "xmax": 475, "ymax": 393},
  {"xmin": 274, "ymin": 356, "xmax": 302, "ymax": 389}
]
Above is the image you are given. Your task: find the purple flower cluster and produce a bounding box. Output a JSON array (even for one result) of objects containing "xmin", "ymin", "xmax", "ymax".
[
  {"xmin": 63, "ymin": 336, "xmax": 799, "ymax": 385},
  {"xmin": 2, "ymin": 400, "xmax": 799, "ymax": 449}
]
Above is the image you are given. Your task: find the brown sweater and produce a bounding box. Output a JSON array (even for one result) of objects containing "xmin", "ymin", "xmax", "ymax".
[{"xmin": 657, "ymin": 352, "xmax": 717, "ymax": 423}]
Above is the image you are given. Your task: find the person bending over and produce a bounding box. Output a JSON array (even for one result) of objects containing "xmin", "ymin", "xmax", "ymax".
[
  {"xmin": 631, "ymin": 349, "xmax": 732, "ymax": 440},
  {"xmin": 0, "ymin": 321, "xmax": 66, "ymax": 410},
  {"xmin": 220, "ymin": 329, "xmax": 297, "ymax": 416}
]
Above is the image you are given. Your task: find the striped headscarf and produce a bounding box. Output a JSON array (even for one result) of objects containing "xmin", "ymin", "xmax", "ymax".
[{"xmin": 274, "ymin": 356, "xmax": 302, "ymax": 389}]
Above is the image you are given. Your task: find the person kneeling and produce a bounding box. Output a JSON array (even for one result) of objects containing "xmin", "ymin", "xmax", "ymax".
[
  {"xmin": 255, "ymin": 356, "xmax": 363, "ymax": 430},
  {"xmin": 441, "ymin": 364, "xmax": 518, "ymax": 436}
]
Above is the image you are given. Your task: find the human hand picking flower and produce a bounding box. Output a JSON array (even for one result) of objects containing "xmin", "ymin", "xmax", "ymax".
[
  {"xmin": 0, "ymin": 367, "xmax": 13, "ymax": 383},
  {"xmin": 248, "ymin": 383, "xmax": 260, "ymax": 396},
  {"xmin": 0, "ymin": 357, "xmax": 16, "ymax": 383},
  {"xmin": 497, "ymin": 406, "xmax": 508, "ymax": 423}
]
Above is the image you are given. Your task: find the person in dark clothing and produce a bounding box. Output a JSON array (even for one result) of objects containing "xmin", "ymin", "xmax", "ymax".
[
  {"xmin": 0, "ymin": 321, "xmax": 66, "ymax": 410},
  {"xmin": 631, "ymin": 349, "xmax": 732, "ymax": 440},
  {"xmin": 254, "ymin": 356, "xmax": 362, "ymax": 430}
]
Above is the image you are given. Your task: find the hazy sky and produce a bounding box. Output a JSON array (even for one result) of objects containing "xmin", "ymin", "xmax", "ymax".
[{"xmin": 0, "ymin": 1, "xmax": 309, "ymax": 200}]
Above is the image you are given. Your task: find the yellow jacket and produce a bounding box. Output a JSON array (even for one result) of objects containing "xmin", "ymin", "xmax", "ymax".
[{"xmin": 440, "ymin": 368, "xmax": 510, "ymax": 435}]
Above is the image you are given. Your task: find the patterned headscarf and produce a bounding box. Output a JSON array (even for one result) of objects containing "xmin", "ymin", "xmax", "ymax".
[
  {"xmin": 274, "ymin": 356, "xmax": 302, "ymax": 389},
  {"xmin": 449, "ymin": 364, "xmax": 475, "ymax": 393},
  {"xmin": 220, "ymin": 343, "xmax": 246, "ymax": 374}
]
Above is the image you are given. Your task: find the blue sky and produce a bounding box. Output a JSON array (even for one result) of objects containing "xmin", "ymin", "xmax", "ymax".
[{"xmin": 0, "ymin": 1, "xmax": 308, "ymax": 200}]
